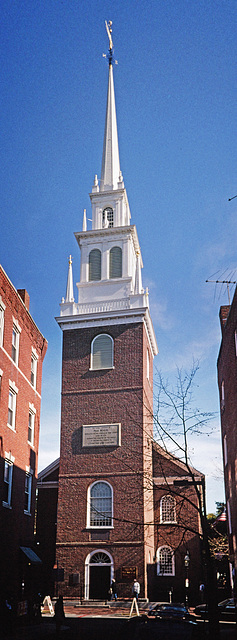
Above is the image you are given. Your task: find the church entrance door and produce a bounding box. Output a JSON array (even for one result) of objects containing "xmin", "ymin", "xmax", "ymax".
[
  {"xmin": 89, "ymin": 565, "xmax": 110, "ymax": 599},
  {"xmin": 87, "ymin": 551, "xmax": 112, "ymax": 600}
]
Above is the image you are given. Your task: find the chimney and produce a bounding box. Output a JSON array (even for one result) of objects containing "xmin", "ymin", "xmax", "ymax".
[
  {"xmin": 17, "ymin": 289, "xmax": 30, "ymax": 311},
  {"xmin": 219, "ymin": 305, "xmax": 230, "ymax": 334}
]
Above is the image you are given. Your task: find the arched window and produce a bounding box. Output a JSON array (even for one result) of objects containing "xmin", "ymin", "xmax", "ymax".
[
  {"xmin": 91, "ymin": 334, "xmax": 113, "ymax": 370},
  {"xmin": 157, "ymin": 546, "xmax": 175, "ymax": 576},
  {"xmin": 160, "ymin": 495, "xmax": 176, "ymax": 523},
  {"xmin": 89, "ymin": 249, "xmax": 101, "ymax": 281},
  {"xmin": 109, "ymin": 247, "xmax": 122, "ymax": 279},
  {"xmin": 103, "ymin": 207, "xmax": 113, "ymax": 228},
  {"xmin": 88, "ymin": 481, "xmax": 113, "ymax": 527}
]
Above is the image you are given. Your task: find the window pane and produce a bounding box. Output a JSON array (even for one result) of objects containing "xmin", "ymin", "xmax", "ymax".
[
  {"xmin": 161, "ymin": 495, "xmax": 176, "ymax": 523},
  {"xmin": 89, "ymin": 249, "xmax": 101, "ymax": 281},
  {"xmin": 109, "ymin": 247, "xmax": 122, "ymax": 279},
  {"xmin": 92, "ymin": 335, "xmax": 113, "ymax": 370},
  {"xmin": 103, "ymin": 207, "xmax": 113, "ymax": 228},
  {"xmin": 90, "ymin": 482, "xmax": 112, "ymax": 527},
  {"xmin": 159, "ymin": 547, "xmax": 174, "ymax": 575}
]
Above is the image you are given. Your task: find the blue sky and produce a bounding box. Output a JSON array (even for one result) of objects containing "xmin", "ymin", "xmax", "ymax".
[{"xmin": 1, "ymin": 0, "xmax": 236, "ymax": 513}]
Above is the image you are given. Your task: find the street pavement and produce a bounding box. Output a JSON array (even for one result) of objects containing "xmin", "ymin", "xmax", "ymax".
[{"xmin": 2, "ymin": 600, "xmax": 236, "ymax": 640}]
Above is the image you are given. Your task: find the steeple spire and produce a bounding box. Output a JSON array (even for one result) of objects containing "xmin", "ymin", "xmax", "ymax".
[
  {"xmin": 100, "ymin": 21, "xmax": 120, "ymax": 192},
  {"xmin": 65, "ymin": 255, "xmax": 74, "ymax": 303}
]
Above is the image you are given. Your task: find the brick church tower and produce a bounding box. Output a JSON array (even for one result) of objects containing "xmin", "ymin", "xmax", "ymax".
[{"xmin": 55, "ymin": 24, "xmax": 158, "ymax": 600}]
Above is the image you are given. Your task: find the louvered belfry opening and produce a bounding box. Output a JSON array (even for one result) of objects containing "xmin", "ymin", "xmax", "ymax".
[
  {"xmin": 91, "ymin": 334, "xmax": 113, "ymax": 370},
  {"xmin": 109, "ymin": 246, "xmax": 122, "ymax": 279},
  {"xmin": 89, "ymin": 249, "xmax": 101, "ymax": 281}
]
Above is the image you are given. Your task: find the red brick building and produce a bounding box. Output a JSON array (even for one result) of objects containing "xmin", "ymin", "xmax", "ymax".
[
  {"xmin": 0, "ymin": 264, "xmax": 47, "ymax": 607},
  {"xmin": 37, "ymin": 29, "xmax": 204, "ymax": 605},
  {"xmin": 217, "ymin": 288, "xmax": 237, "ymax": 600}
]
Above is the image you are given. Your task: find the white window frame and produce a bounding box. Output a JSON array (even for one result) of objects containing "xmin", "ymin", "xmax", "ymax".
[
  {"xmin": 11, "ymin": 318, "xmax": 21, "ymax": 366},
  {"xmin": 30, "ymin": 349, "xmax": 38, "ymax": 388},
  {"xmin": 90, "ymin": 334, "xmax": 114, "ymax": 370},
  {"xmin": 28, "ymin": 403, "xmax": 36, "ymax": 446},
  {"xmin": 3, "ymin": 453, "xmax": 14, "ymax": 508},
  {"xmin": 223, "ymin": 434, "xmax": 228, "ymax": 467},
  {"xmin": 157, "ymin": 546, "xmax": 175, "ymax": 576},
  {"xmin": 0, "ymin": 297, "xmax": 6, "ymax": 348},
  {"xmin": 147, "ymin": 348, "xmax": 150, "ymax": 381},
  {"xmin": 221, "ymin": 380, "xmax": 225, "ymax": 411},
  {"xmin": 160, "ymin": 495, "xmax": 176, "ymax": 523},
  {"xmin": 7, "ymin": 381, "xmax": 18, "ymax": 431},
  {"xmin": 24, "ymin": 468, "xmax": 33, "ymax": 514},
  {"xmin": 87, "ymin": 480, "xmax": 113, "ymax": 529},
  {"xmin": 227, "ymin": 500, "xmax": 232, "ymax": 535}
]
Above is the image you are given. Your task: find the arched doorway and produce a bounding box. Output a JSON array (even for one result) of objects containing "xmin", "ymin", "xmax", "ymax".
[{"xmin": 85, "ymin": 550, "xmax": 113, "ymax": 600}]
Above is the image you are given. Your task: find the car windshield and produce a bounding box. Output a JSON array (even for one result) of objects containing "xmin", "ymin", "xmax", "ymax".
[{"xmin": 158, "ymin": 605, "xmax": 186, "ymax": 613}]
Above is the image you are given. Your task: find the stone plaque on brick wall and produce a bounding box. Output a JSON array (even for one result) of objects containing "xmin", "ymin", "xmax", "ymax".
[
  {"xmin": 82, "ymin": 423, "xmax": 121, "ymax": 448},
  {"xmin": 121, "ymin": 566, "xmax": 137, "ymax": 582}
]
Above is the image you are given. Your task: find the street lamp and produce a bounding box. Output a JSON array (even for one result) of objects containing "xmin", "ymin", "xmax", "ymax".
[{"xmin": 184, "ymin": 551, "xmax": 190, "ymax": 607}]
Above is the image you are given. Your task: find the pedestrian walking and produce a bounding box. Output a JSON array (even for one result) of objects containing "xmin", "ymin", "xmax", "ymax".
[
  {"xmin": 110, "ymin": 578, "xmax": 117, "ymax": 601},
  {"xmin": 132, "ymin": 578, "xmax": 140, "ymax": 602}
]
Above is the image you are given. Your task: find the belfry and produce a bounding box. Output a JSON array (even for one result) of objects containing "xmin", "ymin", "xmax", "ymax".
[{"xmin": 55, "ymin": 21, "xmax": 157, "ymax": 599}]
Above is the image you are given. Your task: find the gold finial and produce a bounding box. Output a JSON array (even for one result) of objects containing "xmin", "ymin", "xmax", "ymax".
[{"xmin": 68, "ymin": 255, "xmax": 73, "ymax": 265}]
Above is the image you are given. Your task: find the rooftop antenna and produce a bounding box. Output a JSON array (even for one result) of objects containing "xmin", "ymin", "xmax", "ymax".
[
  {"xmin": 102, "ymin": 20, "xmax": 118, "ymax": 66},
  {"xmin": 206, "ymin": 279, "xmax": 236, "ymax": 304}
]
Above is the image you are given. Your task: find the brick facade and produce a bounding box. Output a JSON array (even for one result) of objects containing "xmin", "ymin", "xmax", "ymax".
[
  {"xmin": 35, "ymin": 317, "xmax": 203, "ymax": 603},
  {"xmin": 217, "ymin": 287, "xmax": 237, "ymax": 598},
  {"xmin": 0, "ymin": 264, "xmax": 47, "ymax": 605}
]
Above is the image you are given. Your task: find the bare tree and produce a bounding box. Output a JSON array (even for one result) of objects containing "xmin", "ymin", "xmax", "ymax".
[{"xmin": 152, "ymin": 361, "xmax": 220, "ymax": 637}]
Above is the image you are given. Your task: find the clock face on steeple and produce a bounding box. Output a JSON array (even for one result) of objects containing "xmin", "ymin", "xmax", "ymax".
[{"xmin": 103, "ymin": 207, "xmax": 113, "ymax": 228}]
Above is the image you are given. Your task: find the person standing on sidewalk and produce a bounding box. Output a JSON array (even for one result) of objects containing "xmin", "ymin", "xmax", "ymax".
[{"xmin": 132, "ymin": 579, "xmax": 140, "ymax": 602}]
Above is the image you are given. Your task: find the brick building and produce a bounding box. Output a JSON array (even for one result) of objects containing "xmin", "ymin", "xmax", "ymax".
[
  {"xmin": 37, "ymin": 27, "xmax": 204, "ymax": 604},
  {"xmin": 217, "ymin": 287, "xmax": 237, "ymax": 600},
  {"xmin": 0, "ymin": 264, "xmax": 47, "ymax": 607}
]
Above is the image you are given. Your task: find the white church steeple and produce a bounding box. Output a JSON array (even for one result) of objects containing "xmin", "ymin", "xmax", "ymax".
[
  {"xmin": 57, "ymin": 22, "xmax": 157, "ymax": 359},
  {"xmin": 100, "ymin": 62, "xmax": 120, "ymax": 192}
]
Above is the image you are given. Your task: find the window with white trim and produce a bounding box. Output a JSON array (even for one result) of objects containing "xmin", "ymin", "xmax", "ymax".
[
  {"xmin": 103, "ymin": 207, "xmax": 113, "ymax": 228},
  {"xmin": 147, "ymin": 348, "xmax": 150, "ymax": 381},
  {"xmin": 24, "ymin": 471, "xmax": 32, "ymax": 514},
  {"xmin": 8, "ymin": 384, "xmax": 18, "ymax": 430},
  {"xmin": 0, "ymin": 298, "xmax": 5, "ymax": 348},
  {"xmin": 28, "ymin": 406, "xmax": 36, "ymax": 446},
  {"xmin": 160, "ymin": 495, "xmax": 176, "ymax": 523},
  {"xmin": 88, "ymin": 481, "xmax": 113, "ymax": 527},
  {"xmin": 221, "ymin": 380, "xmax": 225, "ymax": 411},
  {"xmin": 109, "ymin": 246, "xmax": 122, "ymax": 278},
  {"xmin": 157, "ymin": 546, "xmax": 175, "ymax": 576},
  {"xmin": 31, "ymin": 350, "xmax": 38, "ymax": 388},
  {"xmin": 227, "ymin": 500, "xmax": 232, "ymax": 535},
  {"xmin": 223, "ymin": 434, "xmax": 228, "ymax": 467},
  {"xmin": 11, "ymin": 321, "xmax": 21, "ymax": 366},
  {"xmin": 89, "ymin": 249, "xmax": 101, "ymax": 281},
  {"xmin": 91, "ymin": 334, "xmax": 114, "ymax": 370},
  {"xmin": 3, "ymin": 459, "xmax": 13, "ymax": 507}
]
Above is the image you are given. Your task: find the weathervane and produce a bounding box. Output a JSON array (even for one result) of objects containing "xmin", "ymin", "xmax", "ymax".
[{"xmin": 103, "ymin": 20, "xmax": 118, "ymax": 66}]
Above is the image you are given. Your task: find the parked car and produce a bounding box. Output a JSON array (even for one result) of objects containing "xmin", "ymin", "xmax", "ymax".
[
  {"xmin": 194, "ymin": 598, "xmax": 236, "ymax": 621},
  {"xmin": 124, "ymin": 609, "xmax": 202, "ymax": 639},
  {"xmin": 148, "ymin": 602, "xmax": 195, "ymax": 621}
]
